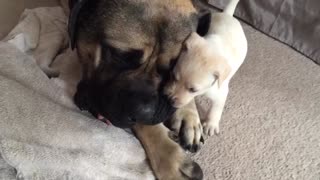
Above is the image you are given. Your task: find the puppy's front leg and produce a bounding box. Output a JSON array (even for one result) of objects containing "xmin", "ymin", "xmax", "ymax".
[
  {"xmin": 203, "ymin": 85, "xmax": 229, "ymax": 136},
  {"xmin": 133, "ymin": 124, "xmax": 203, "ymax": 180}
]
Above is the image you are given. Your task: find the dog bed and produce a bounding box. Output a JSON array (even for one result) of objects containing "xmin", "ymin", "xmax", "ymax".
[{"xmin": 0, "ymin": 7, "xmax": 154, "ymax": 180}]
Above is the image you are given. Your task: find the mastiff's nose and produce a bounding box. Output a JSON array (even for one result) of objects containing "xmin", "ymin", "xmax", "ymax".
[
  {"xmin": 118, "ymin": 79, "xmax": 175, "ymax": 125},
  {"xmin": 120, "ymin": 87, "xmax": 157, "ymax": 124},
  {"xmin": 120, "ymin": 80, "xmax": 158, "ymax": 124}
]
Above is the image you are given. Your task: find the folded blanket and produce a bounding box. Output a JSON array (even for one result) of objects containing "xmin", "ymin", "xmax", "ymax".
[
  {"xmin": 4, "ymin": 7, "xmax": 68, "ymax": 77},
  {"xmin": 0, "ymin": 7, "xmax": 154, "ymax": 180}
]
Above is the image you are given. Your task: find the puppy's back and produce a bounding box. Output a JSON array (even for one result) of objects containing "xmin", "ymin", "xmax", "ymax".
[{"xmin": 205, "ymin": 0, "xmax": 247, "ymax": 75}]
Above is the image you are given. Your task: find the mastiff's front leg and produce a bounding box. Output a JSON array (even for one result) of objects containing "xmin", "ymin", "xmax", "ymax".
[
  {"xmin": 133, "ymin": 124, "xmax": 203, "ymax": 180},
  {"xmin": 167, "ymin": 99, "xmax": 203, "ymax": 153}
]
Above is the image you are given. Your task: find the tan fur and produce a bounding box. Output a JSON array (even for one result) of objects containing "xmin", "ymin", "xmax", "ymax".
[
  {"xmin": 76, "ymin": 0, "xmax": 197, "ymax": 78},
  {"xmin": 94, "ymin": 45, "xmax": 102, "ymax": 68},
  {"xmin": 133, "ymin": 124, "xmax": 186, "ymax": 180},
  {"xmin": 138, "ymin": 0, "xmax": 196, "ymax": 17},
  {"xmin": 73, "ymin": 0, "xmax": 205, "ymax": 179},
  {"xmin": 76, "ymin": 41, "xmax": 99, "ymax": 79},
  {"xmin": 170, "ymin": 99, "xmax": 202, "ymax": 148}
]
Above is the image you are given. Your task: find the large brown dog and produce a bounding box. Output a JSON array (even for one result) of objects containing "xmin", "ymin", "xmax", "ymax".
[{"xmin": 66, "ymin": 0, "xmax": 213, "ymax": 179}]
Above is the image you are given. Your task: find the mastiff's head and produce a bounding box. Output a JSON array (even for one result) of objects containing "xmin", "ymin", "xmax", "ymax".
[{"xmin": 70, "ymin": 0, "xmax": 212, "ymax": 128}]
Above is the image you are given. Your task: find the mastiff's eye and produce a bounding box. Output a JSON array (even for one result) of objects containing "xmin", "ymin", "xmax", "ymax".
[
  {"xmin": 110, "ymin": 47, "xmax": 143, "ymax": 69},
  {"xmin": 170, "ymin": 72, "xmax": 179, "ymax": 82},
  {"xmin": 101, "ymin": 42, "xmax": 143, "ymax": 69}
]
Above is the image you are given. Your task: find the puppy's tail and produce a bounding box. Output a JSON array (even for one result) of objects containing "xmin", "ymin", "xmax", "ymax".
[{"xmin": 224, "ymin": 0, "xmax": 240, "ymax": 16}]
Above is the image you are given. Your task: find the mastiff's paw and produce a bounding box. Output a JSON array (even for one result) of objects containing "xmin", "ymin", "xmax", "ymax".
[
  {"xmin": 134, "ymin": 124, "xmax": 203, "ymax": 180},
  {"xmin": 179, "ymin": 158, "xmax": 203, "ymax": 180},
  {"xmin": 157, "ymin": 135, "xmax": 203, "ymax": 180},
  {"xmin": 156, "ymin": 150, "xmax": 203, "ymax": 180},
  {"xmin": 170, "ymin": 110, "xmax": 203, "ymax": 153}
]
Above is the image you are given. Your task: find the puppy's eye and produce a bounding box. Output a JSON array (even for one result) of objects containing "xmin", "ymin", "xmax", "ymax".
[{"xmin": 188, "ymin": 87, "xmax": 197, "ymax": 93}]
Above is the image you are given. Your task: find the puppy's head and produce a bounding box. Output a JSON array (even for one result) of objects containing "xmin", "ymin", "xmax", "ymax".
[{"xmin": 165, "ymin": 32, "xmax": 231, "ymax": 108}]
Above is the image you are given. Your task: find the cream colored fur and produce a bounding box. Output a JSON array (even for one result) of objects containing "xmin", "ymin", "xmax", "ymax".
[{"xmin": 166, "ymin": 0, "xmax": 247, "ymax": 136}]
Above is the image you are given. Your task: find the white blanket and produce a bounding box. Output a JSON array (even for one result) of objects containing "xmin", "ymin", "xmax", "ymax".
[{"xmin": 0, "ymin": 7, "xmax": 154, "ymax": 180}]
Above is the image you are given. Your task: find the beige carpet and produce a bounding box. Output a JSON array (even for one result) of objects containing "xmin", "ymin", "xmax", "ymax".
[{"xmin": 193, "ymin": 23, "xmax": 320, "ymax": 180}]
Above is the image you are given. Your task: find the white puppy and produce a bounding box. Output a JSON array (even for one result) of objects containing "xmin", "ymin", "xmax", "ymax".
[{"xmin": 165, "ymin": 0, "xmax": 247, "ymax": 136}]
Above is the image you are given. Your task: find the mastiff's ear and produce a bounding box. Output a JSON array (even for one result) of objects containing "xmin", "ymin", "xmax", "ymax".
[
  {"xmin": 68, "ymin": 0, "xmax": 90, "ymax": 50},
  {"xmin": 196, "ymin": 12, "xmax": 211, "ymax": 36},
  {"xmin": 68, "ymin": 0, "xmax": 77, "ymax": 10},
  {"xmin": 191, "ymin": 0, "xmax": 215, "ymax": 36}
]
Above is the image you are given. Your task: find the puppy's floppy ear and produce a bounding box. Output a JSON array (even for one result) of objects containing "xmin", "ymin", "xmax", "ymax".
[{"xmin": 212, "ymin": 58, "xmax": 232, "ymax": 88}]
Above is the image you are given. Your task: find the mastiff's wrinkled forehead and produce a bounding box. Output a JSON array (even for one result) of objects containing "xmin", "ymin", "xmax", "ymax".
[{"xmin": 71, "ymin": 0, "xmax": 212, "ymax": 128}]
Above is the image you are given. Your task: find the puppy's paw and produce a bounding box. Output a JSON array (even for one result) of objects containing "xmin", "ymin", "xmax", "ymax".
[{"xmin": 203, "ymin": 122, "xmax": 219, "ymax": 136}]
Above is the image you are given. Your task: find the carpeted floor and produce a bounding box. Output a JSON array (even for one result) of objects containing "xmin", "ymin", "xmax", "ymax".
[{"xmin": 193, "ymin": 23, "xmax": 320, "ymax": 180}]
